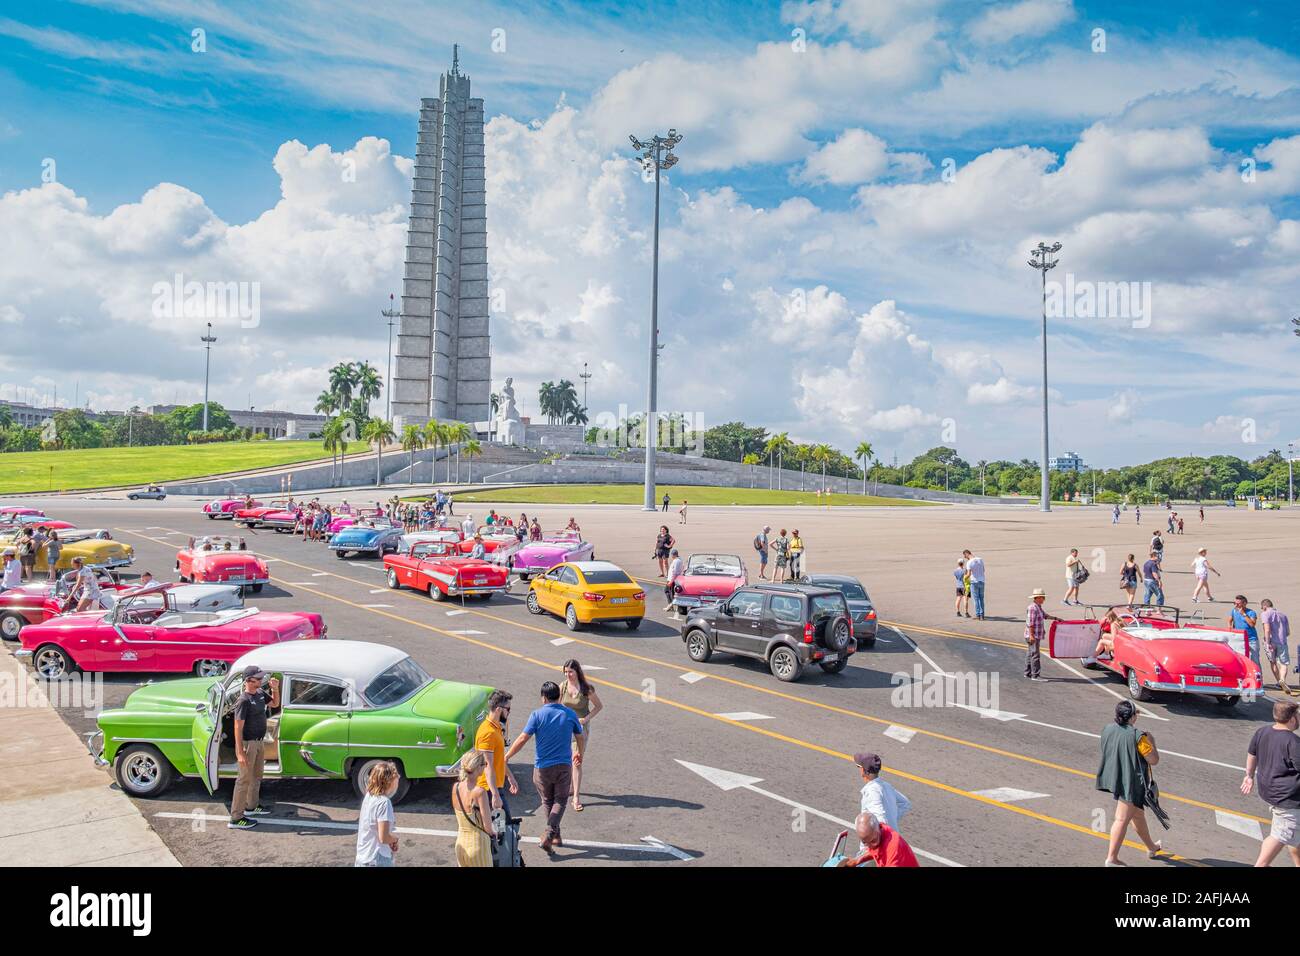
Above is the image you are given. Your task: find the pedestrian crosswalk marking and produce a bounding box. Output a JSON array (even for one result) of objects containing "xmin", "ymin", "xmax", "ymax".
[
  {"xmin": 1215, "ymin": 809, "xmax": 1262, "ymax": 840},
  {"xmin": 883, "ymin": 725, "xmax": 916, "ymax": 744},
  {"xmin": 714, "ymin": 712, "xmax": 773, "ymax": 722},
  {"xmin": 369, "ymin": 589, "xmax": 386, "ymax": 594},
  {"xmin": 550, "ymin": 637, "xmax": 574, "ymax": 646},
  {"xmin": 361, "ymin": 603, "xmax": 394, "ymax": 609},
  {"xmin": 971, "ymin": 787, "xmax": 1049, "ymax": 803},
  {"xmin": 445, "ymin": 610, "xmax": 469, "ymax": 616},
  {"xmin": 449, "ymin": 629, "xmax": 486, "ymax": 636},
  {"xmin": 680, "ymin": 672, "xmax": 707, "ymax": 684}
]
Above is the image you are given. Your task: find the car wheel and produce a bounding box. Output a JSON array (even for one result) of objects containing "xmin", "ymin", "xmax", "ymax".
[
  {"xmin": 626, "ymin": 617, "xmax": 642, "ymax": 630},
  {"xmin": 856, "ymin": 636, "xmax": 876, "ymax": 649},
  {"xmin": 526, "ymin": 591, "xmax": 543, "ymax": 615},
  {"xmin": 33, "ymin": 644, "xmax": 75, "ymax": 680},
  {"xmin": 336, "ymin": 550, "xmax": 348, "ymax": 559},
  {"xmin": 769, "ymin": 646, "xmax": 800, "ymax": 682},
  {"xmin": 1216, "ymin": 695, "xmax": 1241, "ymax": 707},
  {"xmin": 1126, "ymin": 668, "xmax": 1153, "ymax": 702},
  {"xmin": 128, "ymin": 495, "xmax": 138, "ymax": 500},
  {"xmin": 114, "ymin": 744, "xmax": 175, "ymax": 798},
  {"xmin": 686, "ymin": 628, "xmax": 712, "ymax": 662},
  {"xmin": 193, "ymin": 659, "xmax": 229, "ymax": 678},
  {"xmin": 387, "ymin": 569, "xmax": 401, "ymax": 590},
  {"xmin": 207, "ymin": 513, "xmax": 217, "ymax": 520},
  {"xmin": 428, "ymin": 583, "xmax": 445, "ymax": 602},
  {"xmin": 351, "ymin": 758, "xmax": 410, "ymax": 803},
  {"xmin": 0, "ymin": 612, "xmax": 24, "ymax": 641},
  {"xmin": 251, "ymin": 583, "xmax": 263, "ymax": 594},
  {"xmin": 819, "ymin": 657, "xmax": 848, "ymax": 674},
  {"xmin": 565, "ymin": 604, "xmax": 581, "ymax": 631}
]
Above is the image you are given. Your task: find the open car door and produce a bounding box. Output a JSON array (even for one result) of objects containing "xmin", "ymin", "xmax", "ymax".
[
  {"xmin": 1048, "ymin": 619, "xmax": 1102, "ymax": 658},
  {"xmin": 190, "ymin": 677, "xmax": 229, "ymax": 794}
]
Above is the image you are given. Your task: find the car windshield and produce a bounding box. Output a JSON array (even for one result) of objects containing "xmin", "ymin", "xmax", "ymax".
[
  {"xmin": 582, "ymin": 568, "xmax": 633, "ymax": 585},
  {"xmin": 364, "ymin": 657, "xmax": 430, "ymax": 707},
  {"xmin": 824, "ymin": 580, "xmax": 869, "ymax": 602},
  {"xmin": 687, "ymin": 554, "xmax": 742, "ymax": 575},
  {"xmin": 412, "ymin": 543, "xmax": 452, "ymax": 558}
]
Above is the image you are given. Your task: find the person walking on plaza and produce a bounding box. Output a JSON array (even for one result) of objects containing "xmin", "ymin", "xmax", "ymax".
[
  {"xmin": 1135, "ymin": 505, "xmax": 1141, "ymax": 525},
  {"xmin": 229, "ymin": 666, "xmax": 279, "ymax": 829},
  {"xmin": 452, "ymin": 750, "xmax": 495, "ymax": 867},
  {"xmin": 1241, "ymin": 700, "xmax": 1300, "ymax": 867},
  {"xmin": 1142, "ymin": 551, "xmax": 1164, "ymax": 605},
  {"xmin": 504, "ymin": 681, "xmax": 585, "ymax": 853},
  {"xmin": 476, "ymin": 690, "xmax": 519, "ymax": 814},
  {"xmin": 1098, "ymin": 700, "xmax": 1166, "ymax": 866},
  {"xmin": 1112, "ymin": 504, "xmax": 1120, "ymax": 525},
  {"xmin": 678, "ymin": 499, "xmax": 688, "ymax": 525},
  {"xmin": 788, "ymin": 529, "xmax": 805, "ymax": 578},
  {"xmin": 1260, "ymin": 600, "xmax": 1292, "ymax": 695},
  {"xmin": 661, "ymin": 492, "xmax": 670, "ymax": 512},
  {"xmin": 560, "ymin": 659, "xmax": 602, "ymax": 813},
  {"xmin": 855, "ymin": 753, "xmax": 911, "ymax": 837},
  {"xmin": 654, "ymin": 526, "xmax": 674, "ymax": 577},
  {"xmin": 836, "ymin": 812, "xmax": 920, "ymax": 868},
  {"xmin": 1191, "ymin": 547, "xmax": 1220, "ymax": 603},
  {"xmin": 754, "ymin": 525, "xmax": 771, "ymax": 580},
  {"xmin": 773, "ymin": 529, "xmax": 790, "ymax": 583},
  {"xmin": 43, "ymin": 531, "xmax": 62, "ymax": 582},
  {"xmin": 664, "ymin": 549, "xmax": 683, "ymax": 612},
  {"xmin": 953, "ymin": 558, "xmax": 970, "ymax": 618},
  {"xmin": 1063, "ymin": 548, "xmax": 1087, "ymax": 605},
  {"xmin": 1024, "ymin": 588, "xmax": 1058, "ymax": 681},
  {"xmin": 355, "ymin": 761, "xmax": 400, "ymax": 867},
  {"xmin": 1199, "ymin": 505, "xmax": 1204, "ymax": 522},
  {"xmin": 0, "ymin": 548, "xmax": 21, "ymax": 594},
  {"xmin": 1119, "ymin": 554, "xmax": 1138, "ymax": 607},
  {"xmin": 1149, "ymin": 530, "xmax": 1164, "ymax": 569},
  {"xmin": 1228, "ymin": 595, "xmax": 1261, "ymax": 667},
  {"xmin": 964, "ymin": 550, "xmax": 986, "ymax": 620}
]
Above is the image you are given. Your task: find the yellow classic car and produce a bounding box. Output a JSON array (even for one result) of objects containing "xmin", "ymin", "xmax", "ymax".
[
  {"xmin": 526, "ymin": 560, "xmax": 645, "ymax": 631},
  {"xmin": 1, "ymin": 529, "xmax": 135, "ymax": 572}
]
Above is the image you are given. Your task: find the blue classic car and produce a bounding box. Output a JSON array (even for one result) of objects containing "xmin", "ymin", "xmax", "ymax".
[{"xmin": 328, "ymin": 517, "xmax": 404, "ymax": 559}]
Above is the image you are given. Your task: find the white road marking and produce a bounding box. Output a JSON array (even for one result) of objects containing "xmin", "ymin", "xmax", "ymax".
[
  {"xmin": 954, "ymin": 703, "xmax": 1025, "ymax": 722},
  {"xmin": 281, "ymin": 582, "xmax": 319, "ymax": 586},
  {"xmin": 550, "ymin": 637, "xmax": 575, "ymax": 646},
  {"xmin": 883, "ymin": 725, "xmax": 917, "ymax": 744},
  {"xmin": 1214, "ymin": 809, "xmax": 1263, "ymax": 841},
  {"xmin": 449, "ymin": 629, "xmax": 486, "ymax": 635},
  {"xmin": 713, "ymin": 712, "xmax": 773, "ymax": 722},
  {"xmin": 445, "ymin": 610, "xmax": 469, "ymax": 616},
  {"xmin": 676, "ymin": 760, "xmax": 961, "ymax": 867},
  {"xmin": 1046, "ymin": 657, "xmax": 1167, "ymax": 721},
  {"xmin": 369, "ymin": 589, "xmax": 387, "ymax": 594},
  {"xmin": 1004, "ymin": 715, "xmax": 1246, "ymax": 771},
  {"xmin": 893, "ymin": 629, "xmax": 952, "ymax": 678},
  {"xmin": 361, "ymin": 603, "xmax": 394, "ymax": 609},
  {"xmin": 153, "ymin": 813, "xmax": 690, "ymax": 858},
  {"xmin": 679, "ymin": 672, "xmax": 707, "ymax": 684},
  {"xmin": 311, "ymin": 572, "xmax": 330, "ymax": 577},
  {"xmin": 971, "ymin": 787, "xmax": 1049, "ymax": 803},
  {"xmin": 583, "ymin": 665, "xmax": 606, "ymax": 671}
]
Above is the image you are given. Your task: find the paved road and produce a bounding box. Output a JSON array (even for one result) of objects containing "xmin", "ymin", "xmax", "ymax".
[{"xmin": 4, "ymin": 495, "xmax": 1290, "ymax": 867}]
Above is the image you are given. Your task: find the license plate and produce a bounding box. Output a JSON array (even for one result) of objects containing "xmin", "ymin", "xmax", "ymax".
[
  {"xmin": 473, "ymin": 577, "xmax": 487, "ymax": 585},
  {"xmin": 610, "ymin": 597, "xmax": 629, "ymax": 605},
  {"xmin": 1193, "ymin": 675, "xmax": 1220, "ymax": 684}
]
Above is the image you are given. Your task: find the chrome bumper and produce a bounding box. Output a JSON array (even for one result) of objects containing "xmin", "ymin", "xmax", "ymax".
[
  {"xmin": 85, "ymin": 730, "xmax": 109, "ymax": 767},
  {"xmin": 1144, "ymin": 677, "xmax": 1254, "ymax": 697},
  {"xmin": 435, "ymin": 755, "xmax": 463, "ymax": 778},
  {"xmin": 14, "ymin": 648, "xmax": 31, "ymax": 658},
  {"xmin": 448, "ymin": 585, "xmax": 507, "ymax": 597}
]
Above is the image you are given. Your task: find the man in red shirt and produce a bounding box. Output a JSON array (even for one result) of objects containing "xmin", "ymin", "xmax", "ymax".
[{"xmin": 838, "ymin": 812, "xmax": 920, "ymax": 867}]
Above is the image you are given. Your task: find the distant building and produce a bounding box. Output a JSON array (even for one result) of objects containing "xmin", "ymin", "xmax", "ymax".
[
  {"xmin": 147, "ymin": 405, "xmax": 327, "ymax": 438},
  {"xmin": 0, "ymin": 399, "xmax": 115, "ymax": 427},
  {"xmin": 1049, "ymin": 451, "xmax": 1087, "ymax": 473}
]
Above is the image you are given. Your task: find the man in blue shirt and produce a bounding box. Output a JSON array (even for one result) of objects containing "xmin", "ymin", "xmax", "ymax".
[
  {"xmin": 1229, "ymin": 595, "xmax": 1260, "ymax": 667},
  {"xmin": 505, "ymin": 681, "xmax": 584, "ymax": 852}
]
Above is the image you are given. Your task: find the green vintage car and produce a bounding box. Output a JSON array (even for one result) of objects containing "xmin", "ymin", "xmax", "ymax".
[{"xmin": 87, "ymin": 640, "xmax": 492, "ymax": 802}]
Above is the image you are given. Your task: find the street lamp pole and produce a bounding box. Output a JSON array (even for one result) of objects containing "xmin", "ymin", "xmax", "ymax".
[
  {"xmin": 201, "ymin": 322, "xmax": 217, "ymax": 432},
  {"xmin": 629, "ymin": 129, "xmax": 682, "ymax": 511},
  {"xmin": 579, "ymin": 361, "xmax": 592, "ymax": 413},
  {"xmin": 382, "ymin": 293, "xmax": 399, "ymax": 422},
  {"xmin": 1288, "ymin": 441, "xmax": 1295, "ymax": 506},
  {"xmin": 1027, "ymin": 241, "xmax": 1061, "ymax": 513}
]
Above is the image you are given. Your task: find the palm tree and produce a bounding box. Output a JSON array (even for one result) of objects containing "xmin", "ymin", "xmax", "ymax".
[
  {"xmin": 538, "ymin": 382, "xmax": 557, "ymax": 424},
  {"xmin": 742, "ymin": 453, "xmax": 760, "ymax": 488},
  {"xmin": 791, "ymin": 443, "xmax": 809, "ymax": 489},
  {"xmin": 446, "ymin": 421, "xmax": 471, "ymax": 482},
  {"xmin": 812, "ymin": 443, "xmax": 833, "ymax": 493},
  {"xmin": 423, "ymin": 420, "xmax": 443, "ymax": 484},
  {"xmin": 363, "ymin": 418, "xmax": 396, "ymax": 486},
  {"xmin": 463, "ymin": 439, "xmax": 483, "ymax": 483},
  {"xmin": 400, "ymin": 424, "xmax": 425, "ymax": 484},
  {"xmin": 855, "ymin": 441, "xmax": 874, "ymax": 495},
  {"xmin": 766, "ymin": 432, "xmax": 793, "ymax": 490},
  {"xmin": 355, "ymin": 362, "xmax": 383, "ymax": 417},
  {"xmin": 328, "ymin": 363, "xmax": 357, "ymax": 407},
  {"xmin": 976, "ymin": 459, "xmax": 989, "ymax": 496},
  {"xmin": 314, "ymin": 390, "xmax": 340, "ymax": 417},
  {"xmin": 322, "ymin": 416, "xmax": 349, "ymax": 485}
]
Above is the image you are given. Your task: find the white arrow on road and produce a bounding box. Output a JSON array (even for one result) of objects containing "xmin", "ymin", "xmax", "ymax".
[{"xmin": 676, "ymin": 760, "xmax": 962, "ymax": 867}]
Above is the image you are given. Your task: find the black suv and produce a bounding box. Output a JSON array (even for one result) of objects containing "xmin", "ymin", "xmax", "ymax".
[{"xmin": 680, "ymin": 583, "xmax": 855, "ymax": 682}]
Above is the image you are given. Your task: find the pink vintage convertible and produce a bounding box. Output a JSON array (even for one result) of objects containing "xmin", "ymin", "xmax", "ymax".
[
  {"xmin": 0, "ymin": 506, "xmax": 45, "ymax": 518},
  {"xmin": 202, "ymin": 497, "xmax": 261, "ymax": 519},
  {"xmin": 0, "ymin": 571, "xmax": 130, "ymax": 640},
  {"xmin": 16, "ymin": 582, "xmax": 326, "ymax": 680},
  {"xmin": 508, "ymin": 532, "xmax": 595, "ymax": 579}
]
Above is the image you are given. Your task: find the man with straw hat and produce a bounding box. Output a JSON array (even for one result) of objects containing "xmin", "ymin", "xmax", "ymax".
[{"xmin": 1024, "ymin": 587, "xmax": 1060, "ymax": 682}]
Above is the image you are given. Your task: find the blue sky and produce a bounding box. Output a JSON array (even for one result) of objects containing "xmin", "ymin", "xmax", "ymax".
[{"xmin": 1, "ymin": 0, "xmax": 1298, "ymax": 466}]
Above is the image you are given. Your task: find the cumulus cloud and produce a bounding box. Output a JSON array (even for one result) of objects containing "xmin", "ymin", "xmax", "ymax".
[
  {"xmin": 796, "ymin": 129, "xmax": 931, "ymax": 185},
  {"xmin": 966, "ymin": 0, "xmax": 1074, "ymax": 46},
  {"xmin": 967, "ymin": 377, "xmax": 1038, "ymax": 405}
]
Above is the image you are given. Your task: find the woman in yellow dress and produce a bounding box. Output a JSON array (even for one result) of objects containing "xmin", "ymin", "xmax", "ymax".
[{"xmin": 452, "ymin": 750, "xmax": 495, "ymax": 867}]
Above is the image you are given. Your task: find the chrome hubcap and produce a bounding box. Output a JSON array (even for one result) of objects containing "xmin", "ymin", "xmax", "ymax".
[
  {"xmin": 773, "ymin": 651, "xmax": 794, "ymax": 677},
  {"xmin": 35, "ymin": 649, "xmax": 65, "ymax": 679},
  {"xmin": 689, "ymin": 634, "xmax": 705, "ymax": 657},
  {"xmin": 1, "ymin": 616, "xmax": 19, "ymax": 638},
  {"xmin": 124, "ymin": 753, "xmax": 160, "ymax": 790},
  {"xmin": 196, "ymin": 660, "xmax": 227, "ymax": 677}
]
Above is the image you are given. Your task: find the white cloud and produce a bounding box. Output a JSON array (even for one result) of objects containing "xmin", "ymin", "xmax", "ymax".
[
  {"xmin": 796, "ymin": 128, "xmax": 931, "ymax": 185},
  {"xmin": 967, "ymin": 377, "xmax": 1038, "ymax": 405},
  {"xmin": 1107, "ymin": 389, "xmax": 1139, "ymax": 424},
  {"xmin": 966, "ymin": 0, "xmax": 1074, "ymax": 46}
]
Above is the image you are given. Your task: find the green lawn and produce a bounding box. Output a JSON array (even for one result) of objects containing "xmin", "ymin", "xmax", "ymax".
[
  {"xmin": 428, "ymin": 484, "xmax": 940, "ymax": 507},
  {"xmin": 0, "ymin": 441, "xmax": 368, "ymax": 494}
]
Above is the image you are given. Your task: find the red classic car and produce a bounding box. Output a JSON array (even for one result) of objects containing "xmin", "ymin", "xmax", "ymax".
[
  {"xmin": 0, "ymin": 506, "xmax": 44, "ymax": 517},
  {"xmin": 234, "ymin": 499, "xmax": 293, "ymax": 528},
  {"xmin": 16, "ymin": 582, "xmax": 325, "ymax": 680},
  {"xmin": 671, "ymin": 553, "xmax": 748, "ymax": 613},
  {"xmin": 0, "ymin": 571, "xmax": 130, "ymax": 640},
  {"xmin": 176, "ymin": 535, "xmax": 270, "ymax": 592},
  {"xmin": 203, "ymin": 497, "xmax": 261, "ymax": 519},
  {"xmin": 1048, "ymin": 604, "xmax": 1263, "ymax": 707},
  {"xmin": 383, "ymin": 540, "xmax": 510, "ymax": 602},
  {"xmin": 455, "ymin": 526, "xmax": 524, "ymax": 563}
]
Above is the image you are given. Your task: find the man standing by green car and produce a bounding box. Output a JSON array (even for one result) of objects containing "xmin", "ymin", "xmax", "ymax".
[
  {"xmin": 229, "ymin": 666, "xmax": 281, "ymax": 830},
  {"xmin": 505, "ymin": 681, "xmax": 584, "ymax": 853}
]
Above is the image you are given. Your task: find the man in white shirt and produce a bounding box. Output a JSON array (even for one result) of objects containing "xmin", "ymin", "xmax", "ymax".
[
  {"xmin": 0, "ymin": 548, "xmax": 22, "ymax": 592},
  {"xmin": 664, "ymin": 549, "xmax": 683, "ymax": 613},
  {"xmin": 461, "ymin": 513, "xmax": 475, "ymax": 537},
  {"xmin": 854, "ymin": 752, "xmax": 911, "ymax": 846},
  {"xmin": 963, "ymin": 550, "xmax": 986, "ymax": 620}
]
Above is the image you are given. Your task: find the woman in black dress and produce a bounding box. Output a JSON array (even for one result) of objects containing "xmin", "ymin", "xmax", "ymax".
[{"xmin": 655, "ymin": 526, "xmax": 674, "ymax": 577}]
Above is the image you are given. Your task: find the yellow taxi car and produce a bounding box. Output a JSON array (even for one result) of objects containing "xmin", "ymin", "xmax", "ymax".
[
  {"xmin": 0, "ymin": 528, "xmax": 135, "ymax": 573},
  {"xmin": 526, "ymin": 560, "xmax": 645, "ymax": 631}
]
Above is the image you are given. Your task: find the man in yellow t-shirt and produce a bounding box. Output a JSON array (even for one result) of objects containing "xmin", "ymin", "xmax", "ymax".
[{"xmin": 476, "ymin": 689, "xmax": 519, "ymax": 815}]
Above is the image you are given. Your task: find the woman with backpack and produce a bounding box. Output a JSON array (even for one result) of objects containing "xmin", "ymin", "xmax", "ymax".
[
  {"xmin": 1097, "ymin": 700, "xmax": 1167, "ymax": 866},
  {"xmin": 1064, "ymin": 548, "xmax": 1087, "ymax": 606},
  {"xmin": 1119, "ymin": 553, "xmax": 1138, "ymax": 607}
]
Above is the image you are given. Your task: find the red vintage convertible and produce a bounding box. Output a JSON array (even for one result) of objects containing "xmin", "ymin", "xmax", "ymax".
[
  {"xmin": 234, "ymin": 499, "xmax": 296, "ymax": 529},
  {"xmin": 176, "ymin": 535, "xmax": 270, "ymax": 593},
  {"xmin": 1048, "ymin": 604, "xmax": 1263, "ymax": 707},
  {"xmin": 383, "ymin": 540, "xmax": 509, "ymax": 602},
  {"xmin": 16, "ymin": 582, "xmax": 326, "ymax": 680},
  {"xmin": 670, "ymin": 552, "xmax": 748, "ymax": 613},
  {"xmin": 202, "ymin": 497, "xmax": 261, "ymax": 519},
  {"xmin": 0, "ymin": 570, "xmax": 130, "ymax": 640}
]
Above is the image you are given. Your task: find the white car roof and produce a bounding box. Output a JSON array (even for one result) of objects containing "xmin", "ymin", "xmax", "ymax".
[
  {"xmin": 169, "ymin": 583, "xmax": 242, "ymax": 609},
  {"xmin": 231, "ymin": 640, "xmax": 407, "ymax": 685},
  {"xmin": 571, "ymin": 560, "xmax": 622, "ymax": 574}
]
